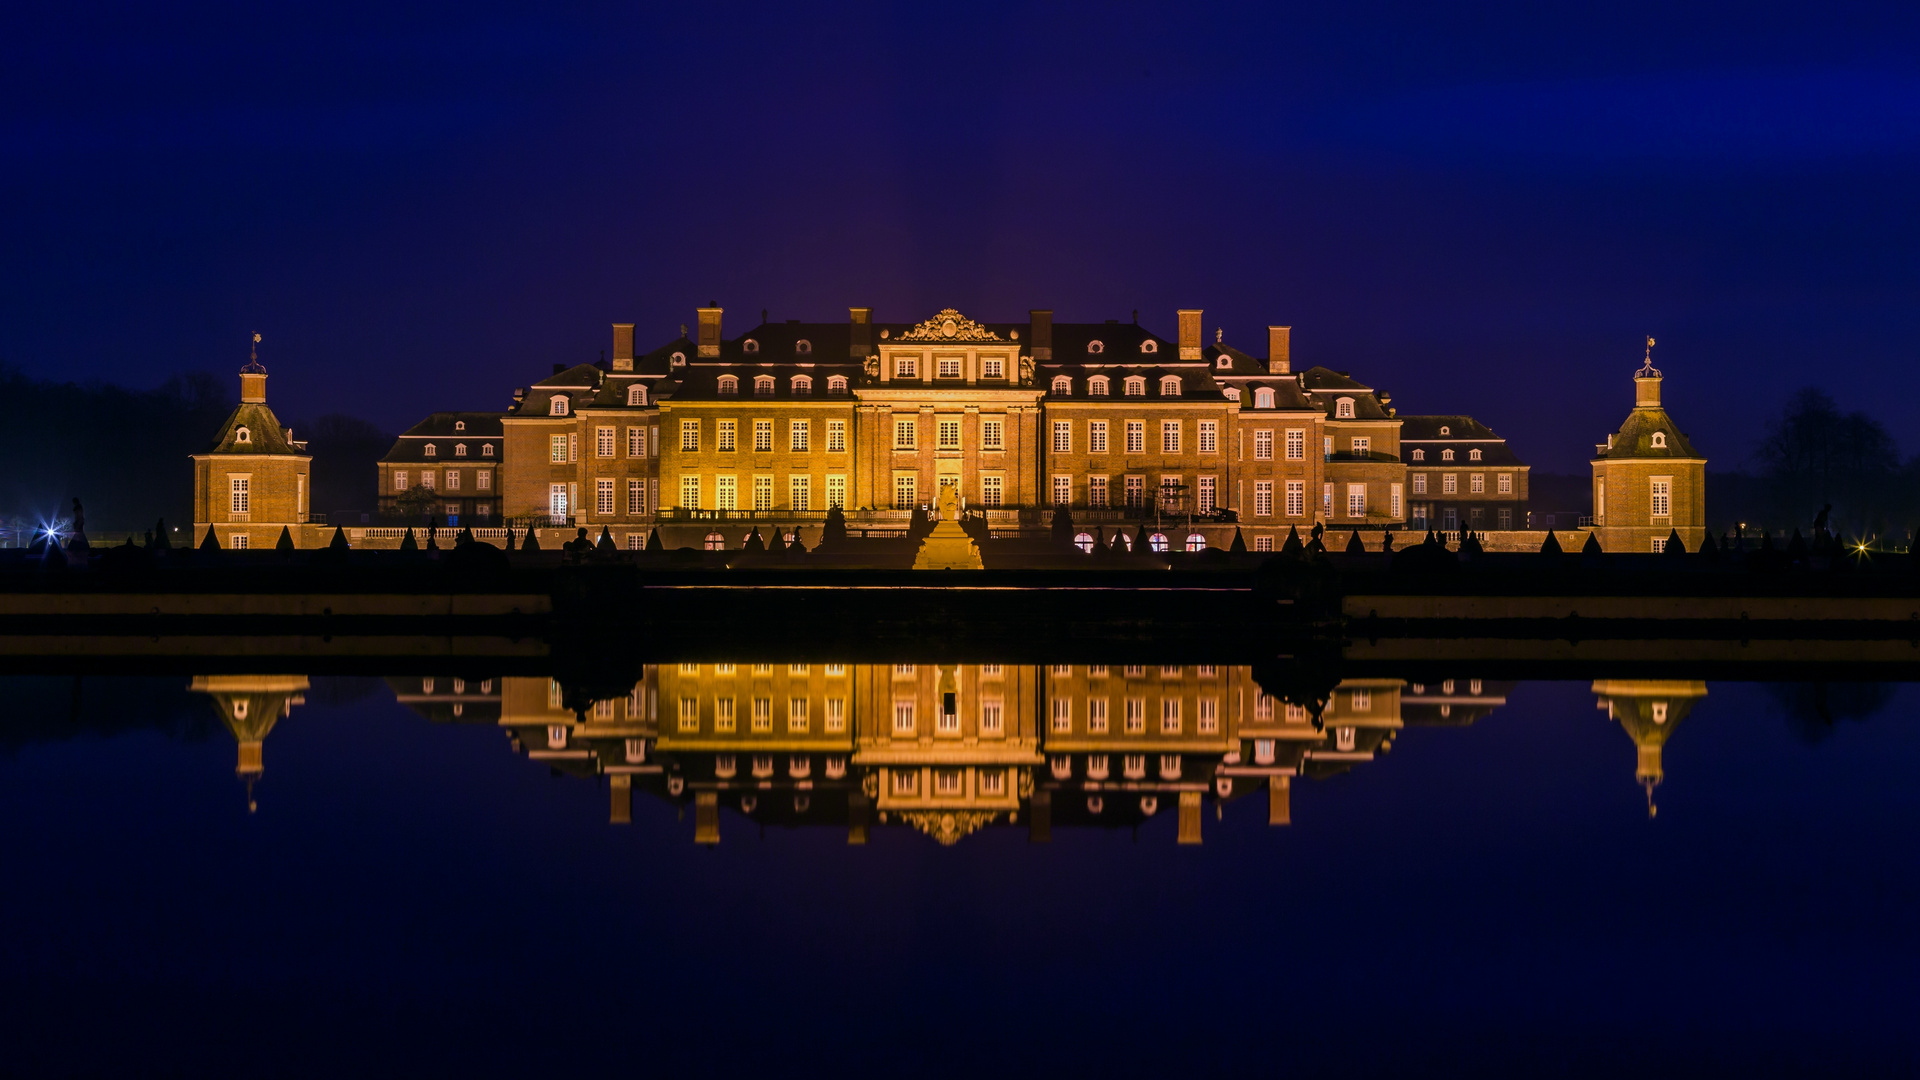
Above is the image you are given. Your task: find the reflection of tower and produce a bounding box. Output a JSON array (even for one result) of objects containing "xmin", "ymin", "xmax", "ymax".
[
  {"xmin": 189, "ymin": 675, "xmax": 310, "ymax": 813},
  {"xmin": 1592, "ymin": 680, "xmax": 1708, "ymax": 818}
]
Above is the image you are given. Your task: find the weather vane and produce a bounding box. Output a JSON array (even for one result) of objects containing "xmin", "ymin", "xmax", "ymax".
[
  {"xmin": 251, "ymin": 332, "xmax": 261, "ymax": 362},
  {"xmin": 1645, "ymin": 334, "xmax": 1655, "ymax": 362}
]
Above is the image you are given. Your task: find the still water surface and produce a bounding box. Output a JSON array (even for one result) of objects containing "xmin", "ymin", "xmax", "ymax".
[{"xmin": 1, "ymin": 666, "xmax": 1915, "ymax": 1077}]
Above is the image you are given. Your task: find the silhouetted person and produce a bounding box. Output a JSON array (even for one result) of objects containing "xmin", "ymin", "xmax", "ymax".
[{"xmin": 1812, "ymin": 503, "xmax": 1832, "ymax": 536}]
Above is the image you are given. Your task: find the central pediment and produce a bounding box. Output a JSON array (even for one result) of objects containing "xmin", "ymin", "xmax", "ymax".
[{"xmin": 897, "ymin": 308, "xmax": 1003, "ymax": 343}]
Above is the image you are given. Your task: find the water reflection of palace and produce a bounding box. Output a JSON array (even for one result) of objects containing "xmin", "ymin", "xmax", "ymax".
[{"xmin": 187, "ymin": 669, "xmax": 1710, "ymax": 836}]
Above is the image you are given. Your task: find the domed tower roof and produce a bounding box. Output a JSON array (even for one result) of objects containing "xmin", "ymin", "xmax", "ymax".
[
  {"xmin": 1592, "ymin": 679, "xmax": 1708, "ymax": 818},
  {"xmin": 1593, "ymin": 337, "xmax": 1704, "ymax": 462}
]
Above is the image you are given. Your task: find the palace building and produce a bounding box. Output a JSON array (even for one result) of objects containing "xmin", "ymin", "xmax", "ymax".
[
  {"xmin": 383, "ymin": 305, "xmax": 1535, "ymax": 550},
  {"xmin": 191, "ymin": 338, "xmax": 313, "ymax": 549}
]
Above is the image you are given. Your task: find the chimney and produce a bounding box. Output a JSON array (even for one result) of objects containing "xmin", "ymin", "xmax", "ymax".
[
  {"xmin": 849, "ymin": 307, "xmax": 872, "ymax": 359},
  {"xmin": 1268, "ymin": 776, "xmax": 1291, "ymax": 825},
  {"xmin": 694, "ymin": 790, "xmax": 720, "ymax": 844},
  {"xmin": 696, "ymin": 304, "xmax": 723, "ymax": 358},
  {"xmin": 1028, "ymin": 309, "xmax": 1052, "ymax": 361},
  {"xmin": 609, "ymin": 774, "xmax": 632, "ymax": 824},
  {"xmin": 611, "ymin": 323, "xmax": 634, "ymax": 372},
  {"xmin": 1177, "ymin": 309, "xmax": 1203, "ymax": 360},
  {"xmin": 1177, "ymin": 790, "xmax": 1203, "ymax": 845},
  {"xmin": 1268, "ymin": 326, "xmax": 1291, "ymax": 374}
]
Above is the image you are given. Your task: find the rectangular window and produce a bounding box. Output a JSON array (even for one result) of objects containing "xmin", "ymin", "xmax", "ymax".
[
  {"xmin": 1089, "ymin": 475, "xmax": 1108, "ymax": 507},
  {"xmin": 1412, "ymin": 473, "xmax": 1427, "ymax": 494},
  {"xmin": 753, "ymin": 474, "xmax": 772, "ymax": 511},
  {"xmin": 1088, "ymin": 698, "xmax": 1109, "ymax": 733},
  {"xmin": 596, "ymin": 426, "xmax": 614, "ymax": 458},
  {"xmin": 788, "ymin": 698, "xmax": 809, "ymax": 733},
  {"xmin": 937, "ymin": 356, "xmax": 961, "ymax": 379},
  {"xmin": 393, "ymin": 471, "xmax": 407, "ymax": 491},
  {"xmin": 981, "ymin": 474, "xmax": 1003, "ymax": 507},
  {"xmin": 1499, "ymin": 507, "xmax": 1513, "ymax": 529},
  {"xmin": 715, "ymin": 475, "xmax": 736, "ymax": 510},
  {"xmin": 894, "ymin": 474, "xmax": 916, "ymax": 509},
  {"xmin": 1285, "ymin": 429, "xmax": 1305, "ymax": 460},
  {"xmin": 894, "ymin": 417, "xmax": 916, "ymax": 450},
  {"xmin": 1285, "ymin": 480, "xmax": 1304, "ymax": 517},
  {"xmin": 1125, "ymin": 422, "xmax": 1144, "ymax": 454},
  {"xmin": 420, "ymin": 471, "xmax": 434, "ymax": 490},
  {"xmin": 826, "ymin": 420, "xmax": 846, "ymax": 453},
  {"xmin": 717, "ymin": 420, "xmax": 736, "ymax": 453},
  {"xmin": 983, "ymin": 357, "xmax": 1004, "ymax": 380},
  {"xmin": 596, "ymin": 478, "xmax": 614, "ymax": 516},
  {"xmin": 1162, "ymin": 698, "xmax": 1182, "ymax": 734},
  {"xmin": 1051, "ymin": 698, "xmax": 1071, "ymax": 733},
  {"xmin": 1088, "ymin": 421, "xmax": 1108, "ymax": 454},
  {"xmin": 1498, "ymin": 473, "xmax": 1513, "ymax": 495},
  {"xmin": 751, "ymin": 697, "xmax": 771, "ymax": 733},
  {"xmin": 680, "ymin": 420, "xmax": 700, "ymax": 452},
  {"xmin": 1198, "ymin": 697, "xmax": 1219, "ymax": 734},
  {"xmin": 444, "ymin": 469, "xmax": 458, "ymax": 490},
  {"xmin": 980, "ymin": 699, "xmax": 1004, "ymax": 735},
  {"xmin": 1161, "ymin": 421, "xmax": 1181, "ymax": 454},
  {"xmin": 679, "ymin": 697, "xmax": 701, "ymax": 732},
  {"xmin": 938, "ymin": 419, "xmax": 961, "ymax": 450},
  {"xmin": 1254, "ymin": 430, "xmax": 1273, "ymax": 460},
  {"xmin": 1348, "ymin": 484, "xmax": 1366, "ymax": 517},
  {"xmin": 1198, "ymin": 421, "xmax": 1217, "ymax": 454},
  {"xmin": 628, "ymin": 427, "xmax": 644, "ymax": 457},
  {"xmin": 628, "ymin": 479, "xmax": 645, "ymax": 515},
  {"xmin": 1651, "ymin": 477, "xmax": 1671, "ymax": 518},
  {"xmin": 895, "ymin": 356, "xmax": 918, "ymax": 379},
  {"xmin": 1254, "ymin": 481, "xmax": 1273, "ymax": 517},
  {"xmin": 1351, "ymin": 436, "xmax": 1370, "ymax": 455},
  {"xmin": 981, "ymin": 418, "xmax": 1004, "ymax": 451},
  {"xmin": 891, "ymin": 771, "xmax": 918, "ymax": 796},
  {"xmin": 478, "ymin": 470, "xmax": 492, "ymax": 491},
  {"xmin": 1198, "ymin": 475, "xmax": 1216, "ymax": 513},
  {"xmin": 789, "ymin": 474, "xmax": 810, "ymax": 511},
  {"xmin": 550, "ymin": 482, "xmax": 569, "ymax": 518},
  {"xmin": 1052, "ymin": 421, "xmax": 1071, "ymax": 454},
  {"xmin": 751, "ymin": 420, "xmax": 771, "ymax": 453},
  {"xmin": 1351, "ymin": 689, "xmax": 1371, "ymax": 711},
  {"xmin": 1323, "ymin": 483, "xmax": 1333, "ymax": 514},
  {"xmin": 1470, "ymin": 473, "xmax": 1485, "ymax": 494},
  {"xmin": 1255, "ymin": 535, "xmax": 1274, "ymax": 552},
  {"xmin": 825, "ymin": 698, "xmax": 846, "ymax": 733},
  {"xmin": 704, "ymin": 696, "xmax": 731, "ymax": 733},
  {"xmin": 550, "ymin": 435, "xmax": 568, "ymax": 463},
  {"xmin": 1125, "ymin": 698, "xmax": 1145, "ymax": 734},
  {"xmin": 1443, "ymin": 473, "xmax": 1458, "ymax": 495},
  {"xmin": 1324, "ymin": 436, "xmax": 1333, "ymax": 457},
  {"xmin": 789, "ymin": 420, "xmax": 810, "ymax": 452},
  {"xmin": 827, "ymin": 475, "xmax": 847, "ymax": 509},
  {"xmin": 1390, "ymin": 482, "xmax": 1402, "ymax": 519},
  {"xmin": 1053, "ymin": 475, "xmax": 1072, "ymax": 506},
  {"xmin": 651, "ymin": 427, "xmax": 659, "ymax": 456},
  {"xmin": 1124, "ymin": 475, "xmax": 1144, "ymax": 507},
  {"xmin": 229, "ymin": 477, "xmax": 250, "ymax": 514},
  {"xmin": 892, "ymin": 701, "xmax": 915, "ymax": 734}
]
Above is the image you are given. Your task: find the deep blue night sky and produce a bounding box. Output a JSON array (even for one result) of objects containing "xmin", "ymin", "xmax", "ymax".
[{"xmin": 4, "ymin": 3, "xmax": 1919, "ymax": 471}]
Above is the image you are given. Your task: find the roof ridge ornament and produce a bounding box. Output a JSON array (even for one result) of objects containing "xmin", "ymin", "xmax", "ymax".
[
  {"xmin": 898, "ymin": 308, "xmax": 1003, "ymax": 342},
  {"xmin": 240, "ymin": 332, "xmax": 267, "ymax": 374},
  {"xmin": 1636, "ymin": 335, "xmax": 1661, "ymax": 378}
]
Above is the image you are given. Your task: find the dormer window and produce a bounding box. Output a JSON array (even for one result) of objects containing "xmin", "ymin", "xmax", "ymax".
[
  {"xmin": 895, "ymin": 357, "xmax": 918, "ymax": 379},
  {"xmin": 717, "ymin": 375, "xmax": 739, "ymax": 395},
  {"xmin": 753, "ymin": 375, "xmax": 775, "ymax": 396},
  {"xmin": 1253, "ymin": 388, "xmax": 1274, "ymax": 409},
  {"xmin": 455, "ymin": 443, "xmax": 468, "ymax": 457},
  {"xmin": 1088, "ymin": 376, "xmax": 1109, "ymax": 396},
  {"xmin": 628, "ymin": 385, "xmax": 647, "ymax": 406},
  {"xmin": 1123, "ymin": 376, "xmax": 1145, "ymax": 396},
  {"xmin": 1411, "ymin": 449, "xmax": 1425, "ymax": 461},
  {"xmin": 828, "ymin": 375, "xmax": 848, "ymax": 395},
  {"xmin": 482, "ymin": 444, "xmax": 495, "ymax": 456},
  {"xmin": 1651, "ymin": 432, "xmax": 1667, "ymax": 448},
  {"xmin": 1223, "ymin": 387, "xmax": 1240, "ymax": 402},
  {"xmin": 550, "ymin": 396, "xmax": 569, "ymax": 416},
  {"xmin": 743, "ymin": 339, "xmax": 760, "ymax": 354},
  {"xmin": 791, "ymin": 375, "xmax": 812, "ymax": 395},
  {"xmin": 234, "ymin": 426, "xmax": 251, "ymax": 444},
  {"xmin": 1159, "ymin": 376, "xmax": 1181, "ymax": 396},
  {"xmin": 1335, "ymin": 397, "xmax": 1355, "ymax": 418},
  {"xmin": 670, "ymin": 351, "xmax": 686, "ymax": 367},
  {"xmin": 1088, "ymin": 340, "xmax": 1105, "ymax": 355},
  {"xmin": 1217, "ymin": 353, "xmax": 1230, "ymax": 369},
  {"xmin": 454, "ymin": 421, "xmax": 466, "ymax": 432},
  {"xmin": 1141, "ymin": 339, "xmax": 1158, "ymax": 354},
  {"xmin": 1051, "ymin": 375, "xmax": 1071, "ymax": 395},
  {"xmin": 1439, "ymin": 425, "xmax": 1451, "ymax": 436},
  {"xmin": 424, "ymin": 443, "xmax": 437, "ymax": 457},
  {"xmin": 1469, "ymin": 448, "xmax": 1482, "ymax": 461},
  {"xmin": 795, "ymin": 339, "xmax": 812, "ymax": 355},
  {"xmin": 1442, "ymin": 449, "xmax": 1454, "ymax": 461}
]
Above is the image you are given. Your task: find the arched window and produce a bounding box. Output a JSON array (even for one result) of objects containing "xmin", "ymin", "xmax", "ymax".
[
  {"xmin": 1148, "ymin": 532, "xmax": 1169, "ymax": 552},
  {"xmin": 1185, "ymin": 533, "xmax": 1207, "ymax": 552},
  {"xmin": 754, "ymin": 375, "xmax": 775, "ymax": 396},
  {"xmin": 1651, "ymin": 432, "xmax": 1667, "ymax": 448},
  {"xmin": 455, "ymin": 443, "xmax": 468, "ymax": 457},
  {"xmin": 1160, "ymin": 376, "xmax": 1181, "ymax": 396},
  {"xmin": 1051, "ymin": 375, "xmax": 1071, "ymax": 395},
  {"xmin": 1124, "ymin": 377, "xmax": 1146, "ymax": 397},
  {"xmin": 482, "ymin": 444, "xmax": 495, "ymax": 456},
  {"xmin": 1223, "ymin": 387, "xmax": 1241, "ymax": 402},
  {"xmin": 1141, "ymin": 339, "xmax": 1158, "ymax": 354},
  {"xmin": 424, "ymin": 443, "xmax": 437, "ymax": 457},
  {"xmin": 717, "ymin": 376, "xmax": 739, "ymax": 395},
  {"xmin": 1411, "ymin": 449, "xmax": 1424, "ymax": 461},
  {"xmin": 670, "ymin": 351, "xmax": 686, "ymax": 367},
  {"xmin": 792, "ymin": 375, "xmax": 812, "ymax": 395},
  {"xmin": 628, "ymin": 385, "xmax": 647, "ymax": 406},
  {"xmin": 1439, "ymin": 425, "xmax": 1451, "ymax": 436},
  {"xmin": 1253, "ymin": 388, "xmax": 1275, "ymax": 409},
  {"xmin": 1073, "ymin": 532, "xmax": 1095, "ymax": 553},
  {"xmin": 234, "ymin": 426, "xmax": 251, "ymax": 444},
  {"xmin": 550, "ymin": 396, "xmax": 569, "ymax": 416},
  {"xmin": 1442, "ymin": 449, "xmax": 1454, "ymax": 461},
  {"xmin": 743, "ymin": 339, "xmax": 760, "ymax": 354},
  {"xmin": 1335, "ymin": 397, "xmax": 1355, "ymax": 418},
  {"xmin": 827, "ymin": 375, "xmax": 848, "ymax": 395},
  {"xmin": 703, "ymin": 531, "xmax": 726, "ymax": 551},
  {"xmin": 1088, "ymin": 376, "xmax": 1110, "ymax": 396},
  {"xmin": 795, "ymin": 339, "xmax": 812, "ymax": 355},
  {"xmin": 1469, "ymin": 448, "xmax": 1482, "ymax": 461},
  {"xmin": 454, "ymin": 421, "xmax": 466, "ymax": 432},
  {"xmin": 1087, "ymin": 340, "xmax": 1105, "ymax": 355}
]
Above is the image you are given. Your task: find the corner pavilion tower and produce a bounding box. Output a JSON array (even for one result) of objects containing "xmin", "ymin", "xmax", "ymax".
[
  {"xmin": 1590, "ymin": 339, "xmax": 1706, "ymax": 552},
  {"xmin": 191, "ymin": 335, "xmax": 313, "ymax": 549}
]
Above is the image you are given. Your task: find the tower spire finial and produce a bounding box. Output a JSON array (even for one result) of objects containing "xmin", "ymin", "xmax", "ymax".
[
  {"xmin": 1636, "ymin": 335, "xmax": 1660, "ymax": 379},
  {"xmin": 251, "ymin": 332, "xmax": 261, "ymax": 363}
]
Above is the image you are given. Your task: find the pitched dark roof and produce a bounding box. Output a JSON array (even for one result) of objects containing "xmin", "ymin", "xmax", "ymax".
[
  {"xmin": 206, "ymin": 402, "xmax": 303, "ymax": 456},
  {"xmin": 381, "ymin": 412, "xmax": 505, "ymax": 464},
  {"xmin": 1400, "ymin": 415, "xmax": 1500, "ymax": 440},
  {"xmin": 1594, "ymin": 406, "xmax": 1701, "ymax": 461}
]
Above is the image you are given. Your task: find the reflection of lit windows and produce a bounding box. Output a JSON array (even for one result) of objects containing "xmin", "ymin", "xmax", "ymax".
[
  {"xmin": 1285, "ymin": 703, "xmax": 1308, "ymax": 723},
  {"xmin": 1336, "ymin": 727, "xmax": 1356, "ymax": 751},
  {"xmin": 1051, "ymin": 698, "xmax": 1071, "ymax": 733},
  {"xmin": 1161, "ymin": 699, "xmax": 1182, "ymax": 734},
  {"xmin": 1087, "ymin": 755, "xmax": 1110, "ymax": 780},
  {"xmin": 715, "ymin": 755, "xmax": 736, "ymax": 778},
  {"xmin": 1124, "ymin": 754, "xmax": 1146, "ymax": 779},
  {"xmin": 934, "ymin": 769, "xmax": 963, "ymax": 796},
  {"xmin": 1088, "ymin": 698, "xmax": 1109, "ymax": 733},
  {"xmin": 788, "ymin": 698, "xmax": 809, "ymax": 732},
  {"xmin": 980, "ymin": 699, "xmax": 1003, "ymax": 736},
  {"xmin": 892, "ymin": 701, "xmax": 915, "ymax": 734},
  {"xmin": 593, "ymin": 699, "xmax": 614, "ymax": 719},
  {"xmin": 625, "ymin": 738, "xmax": 646, "ymax": 763},
  {"xmin": 1253, "ymin": 694, "xmax": 1273, "ymax": 722},
  {"xmin": 752, "ymin": 697, "xmax": 771, "ymax": 732},
  {"xmin": 1159, "ymin": 754, "xmax": 1182, "ymax": 779},
  {"xmin": 714, "ymin": 697, "xmax": 735, "ymax": 733},
  {"xmin": 979, "ymin": 770, "xmax": 1005, "ymax": 796},
  {"xmin": 1125, "ymin": 698, "xmax": 1145, "ymax": 734},
  {"xmin": 1351, "ymin": 689, "xmax": 1371, "ymax": 710},
  {"xmin": 678, "ymin": 697, "xmax": 699, "ymax": 731},
  {"xmin": 891, "ymin": 770, "xmax": 918, "ymax": 796},
  {"xmin": 547, "ymin": 725, "xmax": 567, "ymax": 749},
  {"xmin": 1124, "ymin": 665, "xmax": 1144, "ymax": 678},
  {"xmin": 824, "ymin": 698, "xmax": 846, "ymax": 733},
  {"xmin": 1198, "ymin": 697, "xmax": 1218, "ymax": 733},
  {"xmin": 893, "ymin": 664, "xmax": 915, "ymax": 678}
]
